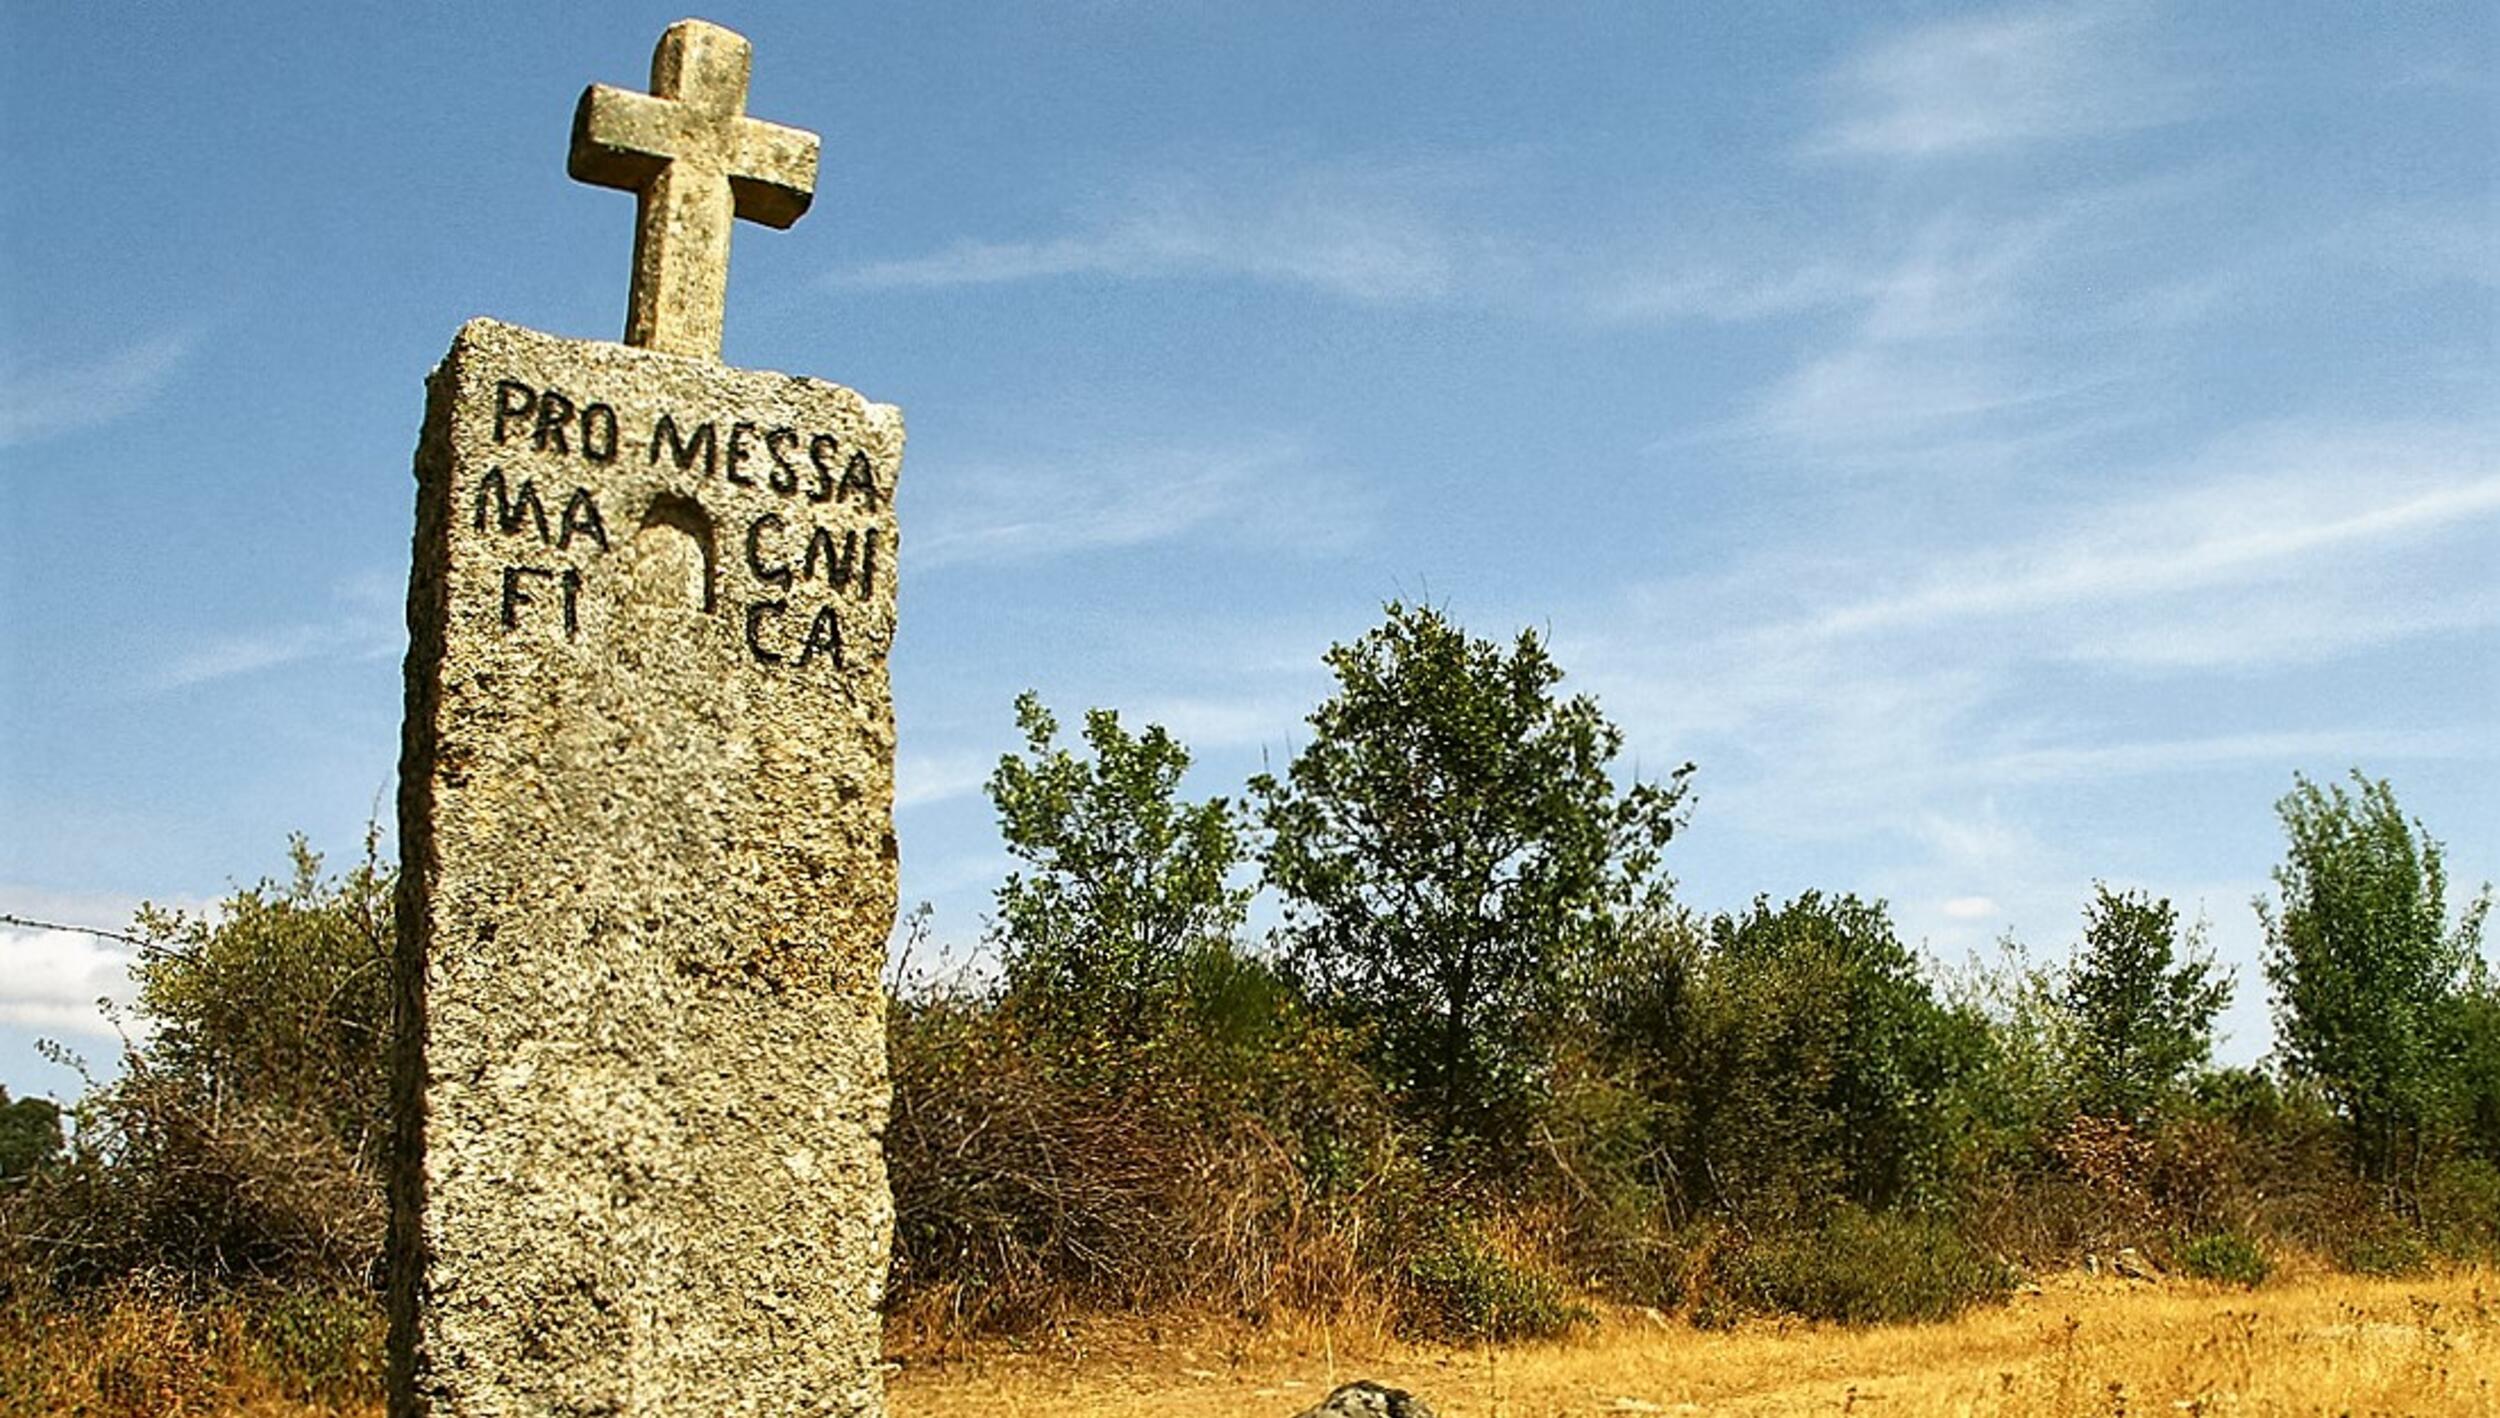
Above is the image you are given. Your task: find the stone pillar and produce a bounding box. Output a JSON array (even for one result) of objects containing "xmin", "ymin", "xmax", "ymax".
[{"xmin": 391, "ymin": 318, "xmax": 900, "ymax": 1415}]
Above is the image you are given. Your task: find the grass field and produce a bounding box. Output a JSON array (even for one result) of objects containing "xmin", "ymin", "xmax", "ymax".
[
  {"xmin": 890, "ymin": 1268, "xmax": 2498, "ymax": 1418},
  {"xmin": 4, "ymin": 1268, "xmax": 2490, "ymax": 1415}
]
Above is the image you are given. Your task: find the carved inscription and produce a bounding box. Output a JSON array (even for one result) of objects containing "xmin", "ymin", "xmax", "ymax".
[{"xmin": 477, "ymin": 377, "xmax": 885, "ymax": 671}]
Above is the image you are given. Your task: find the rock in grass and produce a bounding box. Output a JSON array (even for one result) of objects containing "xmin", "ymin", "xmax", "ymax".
[{"xmin": 1295, "ymin": 1379, "xmax": 1438, "ymax": 1417}]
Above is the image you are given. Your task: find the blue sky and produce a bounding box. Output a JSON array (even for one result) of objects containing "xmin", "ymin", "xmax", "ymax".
[{"xmin": 3, "ymin": 2, "xmax": 2493, "ymax": 1099}]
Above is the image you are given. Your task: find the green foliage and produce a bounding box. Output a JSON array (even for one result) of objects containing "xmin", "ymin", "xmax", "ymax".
[
  {"xmin": 1932, "ymin": 939, "xmax": 2080, "ymax": 1190},
  {"xmin": 1401, "ymin": 1221, "xmax": 1587, "ymax": 1340},
  {"xmin": 2419, "ymin": 1156, "xmax": 2500, "ymax": 1259},
  {"xmin": 2340, "ymin": 1223, "xmax": 2433, "ymax": 1277},
  {"xmin": 2064, "ymin": 886, "xmax": 2231, "ymax": 1125},
  {"xmin": 2450, "ymin": 960, "xmax": 2500, "ymax": 1166},
  {"xmin": 2177, "ymin": 1231, "xmax": 2270, "ymax": 1287},
  {"xmin": 0, "ymin": 1089, "xmax": 63, "ymax": 1183},
  {"xmin": 247, "ymin": 1287, "xmax": 384, "ymax": 1403},
  {"xmin": 5, "ymin": 835, "xmax": 392, "ymax": 1291},
  {"xmin": 1671, "ymin": 893, "xmax": 1975, "ymax": 1217},
  {"xmin": 988, "ymin": 692, "xmax": 1249, "ymax": 1052},
  {"xmin": 1253, "ymin": 600, "xmax": 1692, "ymax": 1147},
  {"xmin": 131, "ymin": 835, "xmax": 396, "ymax": 1163},
  {"xmin": 2259, "ymin": 771, "xmax": 2491, "ymax": 1186},
  {"xmin": 1707, "ymin": 1206, "xmax": 2013, "ymax": 1326}
]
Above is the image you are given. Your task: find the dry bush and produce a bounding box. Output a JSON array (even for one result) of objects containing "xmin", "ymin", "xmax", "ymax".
[
  {"xmin": 4, "ymin": 1077, "xmax": 381, "ymax": 1295},
  {"xmin": 882, "ymin": 990, "xmax": 1398, "ymax": 1347},
  {"xmin": 0, "ymin": 1272, "xmax": 381, "ymax": 1418}
]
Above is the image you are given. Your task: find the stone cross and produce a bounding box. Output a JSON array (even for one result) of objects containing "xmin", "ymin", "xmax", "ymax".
[
  {"xmin": 569, "ymin": 19, "xmax": 822, "ymax": 360},
  {"xmin": 392, "ymin": 20, "xmax": 898, "ymax": 1417}
]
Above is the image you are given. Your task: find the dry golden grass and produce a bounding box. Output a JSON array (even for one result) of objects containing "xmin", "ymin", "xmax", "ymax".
[
  {"xmin": 5, "ymin": 1269, "xmax": 2488, "ymax": 1416},
  {"xmin": 0, "ymin": 1285, "xmax": 383, "ymax": 1418},
  {"xmin": 890, "ymin": 1267, "xmax": 2499, "ymax": 1418}
]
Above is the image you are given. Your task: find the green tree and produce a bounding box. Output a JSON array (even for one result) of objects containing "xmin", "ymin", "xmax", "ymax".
[
  {"xmin": 128, "ymin": 835, "xmax": 396, "ymax": 1166},
  {"xmin": 2450, "ymin": 958, "xmax": 2500, "ymax": 1167},
  {"xmin": 2063, "ymin": 885, "xmax": 2231, "ymax": 1126},
  {"xmin": 1676, "ymin": 893, "xmax": 1972, "ymax": 1215},
  {"xmin": 9, "ymin": 835, "xmax": 393, "ymax": 1289},
  {"xmin": 2259, "ymin": 771, "xmax": 2490, "ymax": 1188},
  {"xmin": 0, "ymin": 1087, "xmax": 63, "ymax": 1182},
  {"xmin": 987, "ymin": 691, "xmax": 1249, "ymax": 1044},
  {"xmin": 1252, "ymin": 601, "xmax": 1692, "ymax": 1146}
]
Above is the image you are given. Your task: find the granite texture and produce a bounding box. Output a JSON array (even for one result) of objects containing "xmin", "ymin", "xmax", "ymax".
[{"xmin": 392, "ymin": 318, "xmax": 900, "ymax": 1416}]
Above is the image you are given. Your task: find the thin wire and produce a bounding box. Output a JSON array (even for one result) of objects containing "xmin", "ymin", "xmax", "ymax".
[{"xmin": 0, "ymin": 912, "xmax": 160, "ymax": 951}]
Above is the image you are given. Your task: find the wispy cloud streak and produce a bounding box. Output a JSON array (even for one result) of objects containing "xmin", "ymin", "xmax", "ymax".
[
  {"xmin": 153, "ymin": 572, "xmax": 404, "ymax": 691},
  {"xmin": 0, "ymin": 330, "xmax": 195, "ymax": 448},
  {"xmin": 1794, "ymin": 425, "xmax": 2500, "ymax": 641},
  {"xmin": 1812, "ymin": 5, "xmax": 2197, "ymax": 159},
  {"xmin": 909, "ymin": 436, "xmax": 1362, "ymax": 572},
  {"xmin": 840, "ymin": 162, "xmax": 1482, "ymax": 304}
]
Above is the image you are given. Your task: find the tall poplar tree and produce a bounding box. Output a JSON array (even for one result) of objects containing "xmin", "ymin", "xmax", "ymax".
[{"xmin": 2260, "ymin": 772, "xmax": 2489, "ymax": 1187}]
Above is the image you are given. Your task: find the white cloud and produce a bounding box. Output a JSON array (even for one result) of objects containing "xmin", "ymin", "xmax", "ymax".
[
  {"xmin": 908, "ymin": 436, "xmax": 1363, "ymax": 571},
  {"xmin": 839, "ymin": 160, "xmax": 1485, "ymax": 304},
  {"xmin": 1794, "ymin": 424, "xmax": 2500, "ymax": 642},
  {"xmin": 1813, "ymin": 5, "xmax": 2196, "ymax": 159},
  {"xmin": 0, "ymin": 926, "xmax": 135, "ymax": 1037},
  {"xmin": 895, "ymin": 750, "xmax": 995, "ymax": 811},
  {"xmin": 1586, "ymin": 259, "xmax": 1869, "ymax": 326},
  {"xmin": 1563, "ymin": 405, "xmax": 2497, "ymax": 1015},
  {"xmin": 2333, "ymin": 206, "xmax": 2500, "ymax": 291},
  {"xmin": 2069, "ymin": 585, "xmax": 2500, "ymax": 671},
  {"xmin": 0, "ymin": 887, "xmax": 159, "ymax": 1042},
  {"xmin": 1741, "ymin": 346, "xmax": 2099, "ymax": 466},
  {"xmin": 1970, "ymin": 729, "xmax": 2486, "ymax": 788},
  {"xmin": 1665, "ymin": 203, "xmax": 2159, "ymax": 472},
  {"xmin": 151, "ymin": 573, "xmax": 405, "ymax": 690},
  {"xmin": 0, "ymin": 330, "xmax": 195, "ymax": 448}
]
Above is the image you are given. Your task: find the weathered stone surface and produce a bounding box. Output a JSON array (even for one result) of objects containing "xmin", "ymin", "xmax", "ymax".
[
  {"xmin": 390, "ymin": 317, "xmax": 902, "ymax": 1415},
  {"xmin": 570, "ymin": 19, "xmax": 821, "ymax": 361}
]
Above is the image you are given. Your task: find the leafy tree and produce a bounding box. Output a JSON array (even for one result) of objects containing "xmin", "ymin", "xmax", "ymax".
[
  {"xmin": 2063, "ymin": 885, "xmax": 2231, "ymax": 1125},
  {"xmin": 987, "ymin": 691, "xmax": 1249, "ymax": 1045},
  {"xmin": 8, "ymin": 835, "xmax": 393, "ymax": 1289},
  {"xmin": 0, "ymin": 1087, "xmax": 63, "ymax": 1182},
  {"xmin": 1931, "ymin": 937, "xmax": 2078, "ymax": 1187},
  {"xmin": 2259, "ymin": 771, "xmax": 2490, "ymax": 1188},
  {"xmin": 127, "ymin": 834, "xmax": 396, "ymax": 1165},
  {"xmin": 1676, "ymin": 893, "xmax": 1971, "ymax": 1215},
  {"xmin": 1252, "ymin": 601, "xmax": 1692, "ymax": 1146},
  {"xmin": 2451, "ymin": 959, "xmax": 2500, "ymax": 1166}
]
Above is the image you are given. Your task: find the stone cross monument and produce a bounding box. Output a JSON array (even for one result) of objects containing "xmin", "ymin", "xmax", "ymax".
[{"xmin": 391, "ymin": 19, "xmax": 899, "ymax": 1416}]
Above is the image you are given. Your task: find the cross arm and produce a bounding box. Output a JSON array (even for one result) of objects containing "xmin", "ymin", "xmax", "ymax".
[
  {"xmin": 728, "ymin": 118, "xmax": 819, "ymax": 229},
  {"xmin": 568, "ymin": 85, "xmax": 676, "ymax": 191},
  {"xmin": 568, "ymin": 88, "xmax": 818, "ymax": 229}
]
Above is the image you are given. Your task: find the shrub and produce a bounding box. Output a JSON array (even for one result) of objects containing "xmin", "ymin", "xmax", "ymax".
[
  {"xmin": 248, "ymin": 1286, "xmax": 383, "ymax": 1404},
  {"xmin": 1654, "ymin": 895, "xmax": 1978, "ymax": 1221},
  {"xmin": 2420, "ymin": 1156, "xmax": 2500, "ymax": 1259},
  {"xmin": 1401, "ymin": 1221, "xmax": 1587, "ymax": 1340},
  {"xmin": 0, "ymin": 1089, "xmax": 63, "ymax": 1183},
  {"xmin": 2177, "ymin": 1231, "xmax": 2270, "ymax": 1287},
  {"xmin": 882, "ymin": 965, "xmax": 1400, "ymax": 1343},
  {"xmin": 1708, "ymin": 1207, "xmax": 2013, "ymax": 1326},
  {"xmin": 3, "ymin": 837, "xmax": 392, "ymax": 1295},
  {"xmin": 2341, "ymin": 1223, "xmax": 2433, "ymax": 1277}
]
